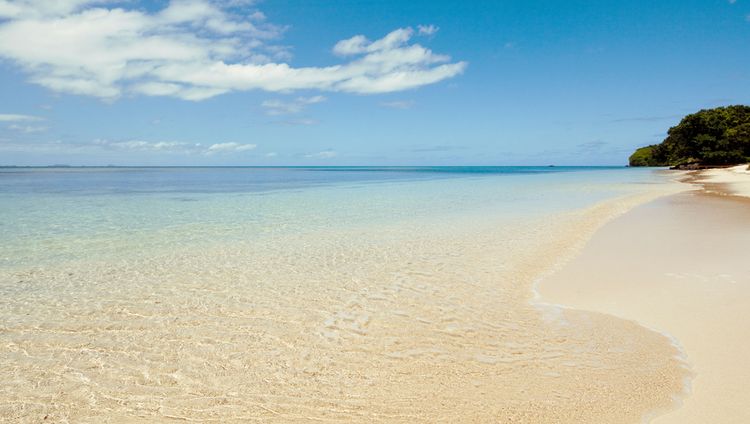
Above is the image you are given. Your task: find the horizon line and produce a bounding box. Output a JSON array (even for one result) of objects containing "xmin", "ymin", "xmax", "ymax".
[{"xmin": 0, "ymin": 164, "xmax": 633, "ymax": 169}]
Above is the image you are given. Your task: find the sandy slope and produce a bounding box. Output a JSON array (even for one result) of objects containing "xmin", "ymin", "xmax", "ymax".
[{"xmin": 539, "ymin": 177, "xmax": 750, "ymax": 423}]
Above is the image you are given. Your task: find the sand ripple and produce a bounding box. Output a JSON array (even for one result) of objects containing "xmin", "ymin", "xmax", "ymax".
[{"xmin": 0, "ymin": 195, "xmax": 686, "ymax": 423}]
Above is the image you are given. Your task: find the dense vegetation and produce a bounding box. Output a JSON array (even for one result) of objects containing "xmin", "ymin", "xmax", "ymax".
[{"xmin": 629, "ymin": 105, "xmax": 750, "ymax": 168}]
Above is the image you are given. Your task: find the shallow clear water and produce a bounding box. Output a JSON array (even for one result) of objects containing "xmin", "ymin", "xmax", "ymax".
[
  {"xmin": 0, "ymin": 167, "xmax": 687, "ymax": 423},
  {"xmin": 1, "ymin": 166, "xmax": 659, "ymax": 268}
]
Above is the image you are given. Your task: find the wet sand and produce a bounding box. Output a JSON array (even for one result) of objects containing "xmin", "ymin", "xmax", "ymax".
[{"xmin": 540, "ymin": 169, "xmax": 750, "ymax": 422}]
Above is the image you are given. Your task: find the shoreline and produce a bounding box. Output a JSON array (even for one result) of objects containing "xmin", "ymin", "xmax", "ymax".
[
  {"xmin": 1, "ymin": 168, "xmax": 695, "ymax": 423},
  {"xmin": 538, "ymin": 166, "xmax": 750, "ymax": 423}
]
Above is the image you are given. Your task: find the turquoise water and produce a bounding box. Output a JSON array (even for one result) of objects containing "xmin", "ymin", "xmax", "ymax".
[
  {"xmin": 0, "ymin": 166, "xmax": 688, "ymax": 422},
  {"xmin": 0, "ymin": 166, "xmax": 663, "ymax": 268}
]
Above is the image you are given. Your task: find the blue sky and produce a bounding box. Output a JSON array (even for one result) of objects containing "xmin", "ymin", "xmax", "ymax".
[{"xmin": 0, "ymin": 0, "xmax": 748, "ymax": 166}]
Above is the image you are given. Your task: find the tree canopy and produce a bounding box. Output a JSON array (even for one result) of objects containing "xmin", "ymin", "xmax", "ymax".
[{"xmin": 629, "ymin": 105, "xmax": 750, "ymax": 167}]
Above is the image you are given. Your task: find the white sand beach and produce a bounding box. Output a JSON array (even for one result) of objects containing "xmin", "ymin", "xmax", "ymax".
[
  {"xmin": 699, "ymin": 164, "xmax": 750, "ymax": 198},
  {"xmin": 1, "ymin": 0, "xmax": 747, "ymax": 421},
  {"xmin": 2, "ymin": 166, "xmax": 747, "ymax": 422},
  {"xmin": 540, "ymin": 166, "xmax": 750, "ymax": 423}
]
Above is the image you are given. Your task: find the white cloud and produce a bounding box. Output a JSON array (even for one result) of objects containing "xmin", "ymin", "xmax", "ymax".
[
  {"xmin": 331, "ymin": 35, "xmax": 369, "ymax": 56},
  {"xmin": 0, "ymin": 1, "xmax": 22, "ymax": 18},
  {"xmin": 93, "ymin": 138, "xmax": 255, "ymax": 155},
  {"xmin": 1, "ymin": 137, "xmax": 260, "ymax": 156},
  {"xmin": 417, "ymin": 24, "xmax": 438, "ymax": 36},
  {"xmin": 206, "ymin": 142, "xmax": 257, "ymax": 154},
  {"xmin": 264, "ymin": 152, "xmax": 277, "ymax": 157},
  {"xmin": 0, "ymin": 113, "xmax": 42, "ymax": 122},
  {"xmin": 94, "ymin": 139, "xmax": 197, "ymax": 152},
  {"xmin": 333, "ymin": 27, "xmax": 414, "ymax": 56},
  {"xmin": 0, "ymin": 113, "xmax": 46, "ymax": 133},
  {"xmin": 8, "ymin": 124, "xmax": 46, "ymax": 133},
  {"xmin": 261, "ymin": 95, "xmax": 326, "ymax": 115},
  {"xmin": 305, "ymin": 150, "xmax": 336, "ymax": 159},
  {"xmin": 0, "ymin": 2, "xmax": 466, "ymax": 100},
  {"xmin": 380, "ymin": 100, "xmax": 414, "ymax": 109}
]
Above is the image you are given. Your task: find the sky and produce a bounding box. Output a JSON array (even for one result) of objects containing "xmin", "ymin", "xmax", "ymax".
[{"xmin": 0, "ymin": 0, "xmax": 748, "ymax": 166}]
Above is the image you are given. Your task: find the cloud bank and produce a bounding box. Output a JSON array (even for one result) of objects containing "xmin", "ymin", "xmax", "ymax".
[
  {"xmin": 0, "ymin": 113, "xmax": 46, "ymax": 133},
  {"xmin": 0, "ymin": 113, "xmax": 42, "ymax": 122},
  {"xmin": 91, "ymin": 138, "xmax": 257, "ymax": 155},
  {"xmin": 0, "ymin": 0, "xmax": 466, "ymax": 101}
]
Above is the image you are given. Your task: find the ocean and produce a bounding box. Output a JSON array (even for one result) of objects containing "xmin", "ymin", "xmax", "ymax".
[{"xmin": 1, "ymin": 166, "xmax": 656, "ymax": 268}]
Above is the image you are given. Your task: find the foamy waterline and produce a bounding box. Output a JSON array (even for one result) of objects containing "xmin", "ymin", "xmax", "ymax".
[{"xmin": 530, "ymin": 183, "xmax": 694, "ymax": 423}]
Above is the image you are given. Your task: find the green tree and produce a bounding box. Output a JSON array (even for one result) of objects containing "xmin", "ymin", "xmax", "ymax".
[
  {"xmin": 630, "ymin": 105, "xmax": 750, "ymax": 167},
  {"xmin": 628, "ymin": 146, "xmax": 665, "ymax": 166}
]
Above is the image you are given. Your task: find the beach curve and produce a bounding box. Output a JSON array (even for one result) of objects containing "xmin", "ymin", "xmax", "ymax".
[{"xmin": 538, "ymin": 166, "xmax": 750, "ymax": 423}]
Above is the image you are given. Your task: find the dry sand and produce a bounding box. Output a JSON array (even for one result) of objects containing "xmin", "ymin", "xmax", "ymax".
[
  {"xmin": 539, "ymin": 167, "xmax": 750, "ymax": 423},
  {"xmin": 699, "ymin": 164, "xmax": 750, "ymax": 198}
]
